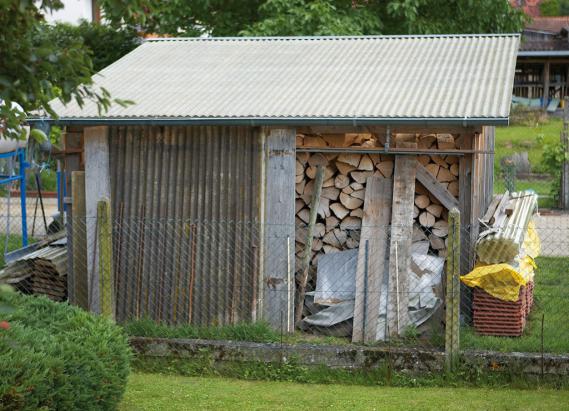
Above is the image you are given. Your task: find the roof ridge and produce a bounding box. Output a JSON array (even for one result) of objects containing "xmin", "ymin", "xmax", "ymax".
[{"xmin": 144, "ymin": 33, "xmax": 520, "ymax": 43}]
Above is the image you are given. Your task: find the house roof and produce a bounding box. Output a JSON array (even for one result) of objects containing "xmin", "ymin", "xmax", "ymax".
[
  {"xmin": 45, "ymin": 34, "xmax": 520, "ymax": 126},
  {"xmin": 525, "ymin": 16, "xmax": 569, "ymax": 33}
]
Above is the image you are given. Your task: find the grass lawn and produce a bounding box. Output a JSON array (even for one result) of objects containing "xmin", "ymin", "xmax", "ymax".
[
  {"xmin": 494, "ymin": 119, "xmax": 561, "ymax": 208},
  {"xmin": 461, "ymin": 256, "xmax": 569, "ymax": 354},
  {"xmin": 120, "ymin": 373, "xmax": 569, "ymax": 411},
  {"xmin": 495, "ymin": 118, "xmax": 562, "ymax": 174}
]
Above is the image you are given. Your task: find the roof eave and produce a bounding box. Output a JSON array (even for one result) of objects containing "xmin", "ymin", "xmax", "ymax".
[
  {"xmin": 518, "ymin": 50, "xmax": 569, "ymax": 57},
  {"xmin": 27, "ymin": 116, "xmax": 509, "ymax": 127}
]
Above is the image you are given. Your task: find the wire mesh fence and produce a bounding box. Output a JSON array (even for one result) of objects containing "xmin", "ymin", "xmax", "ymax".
[{"xmin": 0, "ymin": 211, "xmax": 567, "ymax": 356}]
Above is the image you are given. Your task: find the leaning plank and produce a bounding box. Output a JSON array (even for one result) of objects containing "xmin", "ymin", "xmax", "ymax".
[
  {"xmin": 387, "ymin": 156, "xmax": 416, "ymax": 337},
  {"xmin": 295, "ymin": 166, "xmax": 325, "ymax": 324},
  {"xmin": 415, "ymin": 162, "xmax": 459, "ymax": 211},
  {"xmin": 352, "ymin": 176, "xmax": 393, "ymax": 343}
]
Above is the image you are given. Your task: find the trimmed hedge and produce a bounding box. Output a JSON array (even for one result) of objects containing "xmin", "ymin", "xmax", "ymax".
[{"xmin": 0, "ymin": 290, "xmax": 131, "ymax": 410}]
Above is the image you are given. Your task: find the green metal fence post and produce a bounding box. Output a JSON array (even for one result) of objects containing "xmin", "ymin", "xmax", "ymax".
[{"xmin": 445, "ymin": 208, "xmax": 461, "ymax": 372}]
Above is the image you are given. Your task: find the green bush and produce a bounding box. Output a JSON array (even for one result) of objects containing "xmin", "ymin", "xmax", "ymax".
[{"xmin": 0, "ymin": 290, "xmax": 131, "ymax": 410}]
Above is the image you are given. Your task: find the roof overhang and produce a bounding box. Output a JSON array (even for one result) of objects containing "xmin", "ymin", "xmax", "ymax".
[
  {"xmin": 518, "ymin": 50, "xmax": 569, "ymax": 57},
  {"xmin": 27, "ymin": 116, "xmax": 509, "ymax": 127}
]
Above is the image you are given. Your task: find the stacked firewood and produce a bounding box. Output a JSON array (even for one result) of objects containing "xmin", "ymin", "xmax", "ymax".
[{"xmin": 295, "ymin": 132, "xmax": 460, "ymax": 273}]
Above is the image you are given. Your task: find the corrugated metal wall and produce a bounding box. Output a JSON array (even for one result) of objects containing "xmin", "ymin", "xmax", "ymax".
[{"xmin": 109, "ymin": 126, "xmax": 262, "ymax": 325}]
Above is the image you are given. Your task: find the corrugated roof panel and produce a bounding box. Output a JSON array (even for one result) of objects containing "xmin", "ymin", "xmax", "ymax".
[{"xmin": 48, "ymin": 35, "xmax": 520, "ymax": 124}]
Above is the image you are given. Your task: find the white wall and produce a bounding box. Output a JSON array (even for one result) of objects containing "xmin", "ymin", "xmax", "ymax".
[{"xmin": 43, "ymin": 0, "xmax": 94, "ymax": 24}]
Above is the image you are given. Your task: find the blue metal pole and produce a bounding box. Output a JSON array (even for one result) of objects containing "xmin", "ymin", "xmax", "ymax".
[{"xmin": 18, "ymin": 149, "xmax": 28, "ymax": 247}]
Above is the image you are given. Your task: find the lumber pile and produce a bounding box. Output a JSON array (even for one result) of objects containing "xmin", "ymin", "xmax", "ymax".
[
  {"xmin": 0, "ymin": 241, "xmax": 67, "ymax": 302},
  {"xmin": 475, "ymin": 191, "xmax": 538, "ymax": 264},
  {"xmin": 468, "ymin": 191, "xmax": 539, "ymax": 337},
  {"xmin": 295, "ymin": 132, "xmax": 461, "ymax": 322}
]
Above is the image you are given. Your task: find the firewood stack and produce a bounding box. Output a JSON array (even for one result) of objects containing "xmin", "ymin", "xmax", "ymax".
[{"xmin": 295, "ymin": 132, "xmax": 460, "ymax": 284}]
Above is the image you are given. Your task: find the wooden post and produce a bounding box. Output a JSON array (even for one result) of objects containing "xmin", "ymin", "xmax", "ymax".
[
  {"xmin": 84, "ymin": 126, "xmax": 111, "ymax": 314},
  {"xmin": 445, "ymin": 208, "xmax": 461, "ymax": 372},
  {"xmin": 295, "ymin": 165, "xmax": 324, "ymax": 324},
  {"xmin": 543, "ymin": 61, "xmax": 550, "ymax": 108},
  {"xmin": 97, "ymin": 198, "xmax": 115, "ymax": 320},
  {"xmin": 263, "ymin": 128, "xmax": 296, "ymax": 332},
  {"xmin": 561, "ymin": 99, "xmax": 569, "ymax": 210},
  {"xmin": 70, "ymin": 171, "xmax": 88, "ymax": 310}
]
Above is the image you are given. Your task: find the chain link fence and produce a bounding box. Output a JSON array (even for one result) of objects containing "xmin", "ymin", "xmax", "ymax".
[{"xmin": 1, "ymin": 212, "xmax": 567, "ymax": 357}]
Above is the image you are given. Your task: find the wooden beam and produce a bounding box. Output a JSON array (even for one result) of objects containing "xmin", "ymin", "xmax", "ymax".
[
  {"xmin": 70, "ymin": 171, "xmax": 88, "ymax": 310},
  {"xmin": 352, "ymin": 176, "xmax": 393, "ymax": 343},
  {"xmin": 263, "ymin": 128, "xmax": 296, "ymax": 332},
  {"xmin": 296, "ymin": 166, "xmax": 324, "ymax": 324},
  {"xmin": 415, "ymin": 162, "xmax": 459, "ymax": 210},
  {"xmin": 387, "ymin": 156, "xmax": 416, "ymax": 337},
  {"xmin": 84, "ymin": 126, "xmax": 111, "ymax": 315},
  {"xmin": 543, "ymin": 61, "xmax": 551, "ymax": 108}
]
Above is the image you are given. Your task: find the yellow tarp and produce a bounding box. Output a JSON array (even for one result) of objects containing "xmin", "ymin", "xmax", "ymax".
[{"xmin": 460, "ymin": 222, "xmax": 540, "ymax": 302}]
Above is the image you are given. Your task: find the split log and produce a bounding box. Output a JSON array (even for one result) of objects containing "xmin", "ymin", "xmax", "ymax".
[
  {"xmin": 448, "ymin": 181, "xmax": 459, "ymax": 197},
  {"xmin": 429, "ymin": 234, "xmax": 446, "ymax": 250},
  {"xmin": 295, "ymin": 174, "xmax": 304, "ymax": 184},
  {"xmin": 350, "ymin": 171, "xmax": 373, "ymax": 184},
  {"xmin": 295, "ymin": 180, "xmax": 306, "ymax": 195},
  {"xmin": 322, "ymin": 134, "xmax": 348, "ymax": 147},
  {"xmin": 350, "ymin": 208, "xmax": 363, "ymax": 218},
  {"xmin": 323, "ymin": 245, "xmax": 340, "ymax": 254},
  {"xmin": 414, "ymin": 194, "xmax": 430, "ymax": 209},
  {"xmin": 296, "ymin": 134, "xmax": 304, "ymax": 146},
  {"xmin": 323, "ymin": 231, "xmax": 341, "ymax": 248},
  {"xmin": 334, "ymin": 174, "xmax": 350, "ymax": 189},
  {"xmin": 321, "ymin": 187, "xmax": 340, "ymax": 201},
  {"xmin": 445, "ymin": 155, "xmax": 459, "ymax": 165},
  {"xmin": 296, "ymin": 160, "xmax": 304, "ymax": 176},
  {"xmin": 308, "ymin": 153, "xmax": 328, "ymax": 167},
  {"xmin": 330, "ymin": 202, "xmax": 350, "ymax": 219},
  {"xmin": 418, "ymin": 134, "xmax": 436, "ymax": 149},
  {"xmin": 436, "ymin": 167, "xmax": 455, "ymax": 183},
  {"xmin": 350, "ymin": 182, "xmax": 364, "ymax": 191},
  {"xmin": 432, "ymin": 220, "xmax": 449, "ymax": 237},
  {"xmin": 336, "ymin": 161, "xmax": 356, "ymax": 175},
  {"xmin": 322, "ymin": 177, "xmax": 335, "ymax": 188},
  {"xmin": 425, "ymin": 163, "xmax": 440, "ymax": 178},
  {"xmin": 358, "ymin": 155, "xmax": 374, "ymax": 171},
  {"xmin": 426, "ymin": 203, "xmax": 443, "ymax": 218},
  {"xmin": 342, "ymin": 186, "xmax": 354, "ymax": 195},
  {"xmin": 297, "ymin": 152, "xmax": 309, "ymax": 165},
  {"xmin": 436, "ymin": 134, "xmax": 455, "ymax": 150},
  {"xmin": 431, "ymin": 155, "xmax": 449, "ymax": 168},
  {"xmin": 297, "ymin": 208, "xmax": 310, "ymax": 224},
  {"xmin": 340, "ymin": 192, "xmax": 364, "ymax": 210},
  {"xmin": 340, "ymin": 216, "xmax": 362, "ymax": 230},
  {"xmin": 418, "ymin": 211, "xmax": 435, "ymax": 228},
  {"xmin": 295, "ymin": 199, "xmax": 304, "ymax": 214},
  {"xmin": 450, "ymin": 163, "xmax": 459, "ymax": 177},
  {"xmin": 312, "ymin": 239, "xmax": 323, "ymax": 251},
  {"xmin": 303, "ymin": 136, "xmax": 327, "ymax": 147},
  {"xmin": 376, "ymin": 161, "xmax": 394, "ymax": 178},
  {"xmin": 418, "ymin": 155, "xmax": 431, "ymax": 166},
  {"xmin": 325, "ymin": 216, "xmax": 339, "ymax": 232},
  {"xmin": 413, "ymin": 205, "xmax": 420, "ymax": 218},
  {"xmin": 337, "ymin": 153, "xmax": 361, "ymax": 168},
  {"xmin": 351, "ymin": 189, "xmax": 366, "ymax": 200},
  {"xmin": 314, "ymin": 223, "xmax": 326, "ymax": 238}
]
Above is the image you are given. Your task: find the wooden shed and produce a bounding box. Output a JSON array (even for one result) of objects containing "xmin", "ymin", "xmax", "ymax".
[{"xmin": 36, "ymin": 35, "xmax": 520, "ymax": 338}]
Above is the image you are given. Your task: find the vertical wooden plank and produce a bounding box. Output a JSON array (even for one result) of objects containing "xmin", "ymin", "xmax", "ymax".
[
  {"xmin": 71, "ymin": 171, "xmax": 88, "ymax": 310},
  {"xmin": 543, "ymin": 61, "xmax": 551, "ymax": 108},
  {"xmin": 84, "ymin": 126, "xmax": 111, "ymax": 315},
  {"xmin": 352, "ymin": 176, "xmax": 393, "ymax": 343},
  {"xmin": 445, "ymin": 208, "xmax": 461, "ymax": 372},
  {"xmin": 263, "ymin": 128, "xmax": 295, "ymax": 331},
  {"xmin": 387, "ymin": 156, "xmax": 416, "ymax": 337},
  {"xmin": 97, "ymin": 198, "xmax": 115, "ymax": 320}
]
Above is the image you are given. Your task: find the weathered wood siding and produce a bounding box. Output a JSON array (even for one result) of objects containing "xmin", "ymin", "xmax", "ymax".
[{"xmin": 108, "ymin": 126, "xmax": 262, "ymax": 325}]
